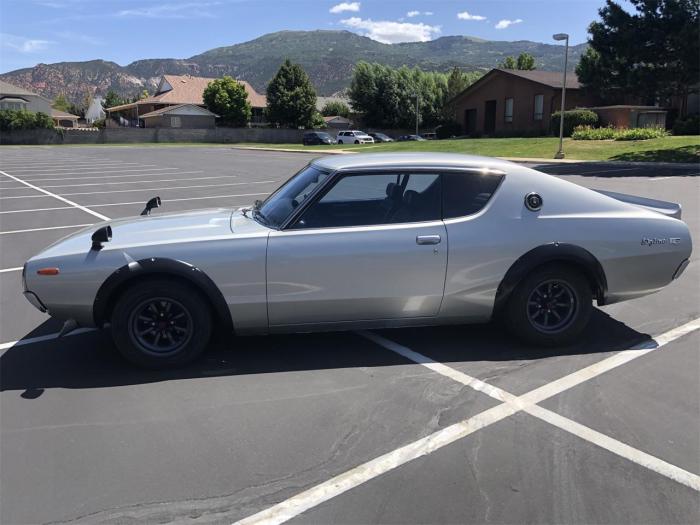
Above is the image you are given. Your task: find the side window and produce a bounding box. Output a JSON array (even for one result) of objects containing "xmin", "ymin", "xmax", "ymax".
[
  {"xmin": 504, "ymin": 98, "xmax": 514, "ymax": 123},
  {"xmin": 291, "ymin": 172, "xmax": 441, "ymax": 229},
  {"xmin": 442, "ymin": 171, "xmax": 504, "ymax": 219},
  {"xmin": 534, "ymin": 94, "xmax": 544, "ymax": 121}
]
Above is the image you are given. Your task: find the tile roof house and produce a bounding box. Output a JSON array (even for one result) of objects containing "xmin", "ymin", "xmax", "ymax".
[
  {"xmin": 451, "ymin": 68, "xmax": 600, "ymax": 136},
  {"xmin": 0, "ymin": 79, "xmax": 52, "ymax": 114},
  {"xmin": 0, "ymin": 79, "xmax": 80, "ymax": 127},
  {"xmin": 106, "ymin": 74, "xmax": 267, "ymax": 127}
]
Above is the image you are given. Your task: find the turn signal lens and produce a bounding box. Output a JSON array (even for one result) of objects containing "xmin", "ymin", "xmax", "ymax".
[{"xmin": 37, "ymin": 268, "xmax": 60, "ymax": 276}]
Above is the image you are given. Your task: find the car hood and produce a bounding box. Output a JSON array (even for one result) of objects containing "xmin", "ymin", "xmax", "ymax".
[{"xmin": 31, "ymin": 208, "xmax": 265, "ymax": 260}]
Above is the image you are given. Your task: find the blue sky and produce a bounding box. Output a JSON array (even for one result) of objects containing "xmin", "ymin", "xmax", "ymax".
[{"xmin": 0, "ymin": 0, "xmax": 625, "ymax": 73}]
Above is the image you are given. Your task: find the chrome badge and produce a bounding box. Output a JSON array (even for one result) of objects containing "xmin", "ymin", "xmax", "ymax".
[{"xmin": 641, "ymin": 237, "xmax": 680, "ymax": 246}]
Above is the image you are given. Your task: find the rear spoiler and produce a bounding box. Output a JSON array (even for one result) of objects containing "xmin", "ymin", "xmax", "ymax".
[{"xmin": 594, "ymin": 189, "xmax": 682, "ymax": 219}]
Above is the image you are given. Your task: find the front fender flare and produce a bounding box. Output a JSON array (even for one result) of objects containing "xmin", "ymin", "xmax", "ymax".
[{"xmin": 93, "ymin": 257, "xmax": 233, "ymax": 330}]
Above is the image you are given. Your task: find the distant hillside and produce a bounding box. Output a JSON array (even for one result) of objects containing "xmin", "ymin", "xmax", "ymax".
[{"xmin": 0, "ymin": 30, "xmax": 586, "ymax": 103}]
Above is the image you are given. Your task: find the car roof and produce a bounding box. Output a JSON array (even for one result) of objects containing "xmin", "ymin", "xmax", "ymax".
[{"xmin": 311, "ymin": 152, "xmax": 515, "ymax": 171}]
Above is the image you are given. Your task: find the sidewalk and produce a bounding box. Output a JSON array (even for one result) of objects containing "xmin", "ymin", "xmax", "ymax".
[{"xmin": 230, "ymin": 146, "xmax": 699, "ymax": 168}]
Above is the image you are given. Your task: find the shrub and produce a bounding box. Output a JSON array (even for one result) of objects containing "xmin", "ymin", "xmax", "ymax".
[
  {"xmin": 0, "ymin": 109, "xmax": 55, "ymax": 131},
  {"xmin": 615, "ymin": 127, "xmax": 669, "ymax": 141},
  {"xmin": 572, "ymin": 125, "xmax": 669, "ymax": 141},
  {"xmin": 551, "ymin": 109, "xmax": 598, "ymax": 137},
  {"xmin": 571, "ymin": 125, "xmax": 616, "ymax": 140},
  {"xmin": 92, "ymin": 118, "xmax": 106, "ymax": 129},
  {"xmin": 435, "ymin": 121, "xmax": 462, "ymax": 139},
  {"xmin": 672, "ymin": 114, "xmax": 700, "ymax": 135}
]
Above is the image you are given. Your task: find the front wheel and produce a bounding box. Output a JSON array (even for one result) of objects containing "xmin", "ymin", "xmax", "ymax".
[
  {"xmin": 505, "ymin": 264, "xmax": 592, "ymax": 347},
  {"xmin": 111, "ymin": 279, "xmax": 212, "ymax": 368},
  {"xmin": 354, "ymin": 140, "xmax": 360, "ymax": 144}
]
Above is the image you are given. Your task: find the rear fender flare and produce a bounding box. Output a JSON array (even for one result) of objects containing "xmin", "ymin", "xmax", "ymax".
[
  {"xmin": 494, "ymin": 243, "xmax": 608, "ymax": 313},
  {"xmin": 93, "ymin": 257, "xmax": 233, "ymax": 330}
]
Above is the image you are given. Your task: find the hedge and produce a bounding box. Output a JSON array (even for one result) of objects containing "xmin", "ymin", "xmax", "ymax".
[
  {"xmin": 551, "ymin": 109, "xmax": 598, "ymax": 137},
  {"xmin": 572, "ymin": 125, "xmax": 669, "ymax": 141},
  {"xmin": 0, "ymin": 109, "xmax": 54, "ymax": 131},
  {"xmin": 672, "ymin": 114, "xmax": 700, "ymax": 135}
]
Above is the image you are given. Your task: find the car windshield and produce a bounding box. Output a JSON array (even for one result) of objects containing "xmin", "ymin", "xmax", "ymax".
[
  {"xmin": 255, "ymin": 165, "xmax": 330, "ymax": 228},
  {"xmin": 317, "ymin": 133, "xmax": 331, "ymax": 139}
]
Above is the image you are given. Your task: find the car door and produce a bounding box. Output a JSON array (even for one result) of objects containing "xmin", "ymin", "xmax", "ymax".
[{"xmin": 267, "ymin": 171, "xmax": 447, "ymax": 327}]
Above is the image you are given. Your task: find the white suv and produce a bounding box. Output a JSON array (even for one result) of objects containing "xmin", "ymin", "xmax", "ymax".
[{"xmin": 336, "ymin": 130, "xmax": 374, "ymax": 144}]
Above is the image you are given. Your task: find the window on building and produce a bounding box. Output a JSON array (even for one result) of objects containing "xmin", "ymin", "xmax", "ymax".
[
  {"xmin": 170, "ymin": 116, "xmax": 181, "ymax": 128},
  {"xmin": 504, "ymin": 98, "xmax": 514, "ymax": 123},
  {"xmin": 534, "ymin": 94, "xmax": 544, "ymax": 121}
]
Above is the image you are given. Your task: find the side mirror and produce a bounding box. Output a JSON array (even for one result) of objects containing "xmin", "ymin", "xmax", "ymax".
[
  {"xmin": 141, "ymin": 196, "xmax": 161, "ymax": 216},
  {"xmin": 91, "ymin": 225, "xmax": 112, "ymax": 250}
]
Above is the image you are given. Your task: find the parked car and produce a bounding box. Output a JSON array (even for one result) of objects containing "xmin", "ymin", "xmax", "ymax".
[
  {"xmin": 368, "ymin": 132, "xmax": 394, "ymax": 143},
  {"xmin": 22, "ymin": 153, "xmax": 692, "ymax": 368},
  {"xmin": 337, "ymin": 130, "xmax": 374, "ymax": 144},
  {"xmin": 303, "ymin": 131, "xmax": 336, "ymax": 145},
  {"xmin": 398, "ymin": 134, "xmax": 426, "ymax": 141},
  {"xmin": 421, "ymin": 132, "xmax": 437, "ymax": 140}
]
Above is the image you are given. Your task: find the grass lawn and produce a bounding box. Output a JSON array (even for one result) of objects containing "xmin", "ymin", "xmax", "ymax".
[{"xmin": 237, "ymin": 135, "xmax": 700, "ymax": 163}]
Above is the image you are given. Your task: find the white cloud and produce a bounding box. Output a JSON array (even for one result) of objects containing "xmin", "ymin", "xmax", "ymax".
[
  {"xmin": 457, "ymin": 11, "xmax": 486, "ymax": 21},
  {"xmin": 55, "ymin": 30, "xmax": 103, "ymax": 46},
  {"xmin": 118, "ymin": 2, "xmax": 219, "ymax": 19},
  {"xmin": 340, "ymin": 17, "xmax": 440, "ymax": 44},
  {"xmin": 330, "ymin": 2, "xmax": 360, "ymax": 14},
  {"xmin": 495, "ymin": 18, "xmax": 523, "ymax": 29},
  {"xmin": 407, "ymin": 10, "xmax": 432, "ymax": 17},
  {"xmin": 1, "ymin": 33, "xmax": 53, "ymax": 53}
]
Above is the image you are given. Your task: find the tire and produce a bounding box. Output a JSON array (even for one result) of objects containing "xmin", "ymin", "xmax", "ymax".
[
  {"xmin": 338, "ymin": 140, "xmax": 343, "ymax": 144},
  {"xmin": 111, "ymin": 279, "xmax": 212, "ymax": 368},
  {"xmin": 505, "ymin": 264, "xmax": 592, "ymax": 347},
  {"xmin": 354, "ymin": 140, "xmax": 360, "ymax": 144}
]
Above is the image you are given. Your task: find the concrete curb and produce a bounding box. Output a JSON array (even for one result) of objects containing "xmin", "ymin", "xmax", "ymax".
[{"xmin": 230, "ymin": 147, "xmax": 699, "ymax": 168}]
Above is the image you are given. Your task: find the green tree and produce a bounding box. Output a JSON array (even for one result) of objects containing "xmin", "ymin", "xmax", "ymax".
[
  {"xmin": 321, "ymin": 100, "xmax": 350, "ymax": 117},
  {"xmin": 516, "ymin": 52, "xmax": 536, "ymax": 70},
  {"xmin": 266, "ymin": 59, "xmax": 317, "ymax": 128},
  {"xmin": 52, "ymin": 93, "xmax": 70, "ymax": 111},
  {"xmin": 203, "ymin": 76, "xmax": 252, "ymax": 127},
  {"xmin": 443, "ymin": 67, "xmax": 482, "ymax": 120},
  {"xmin": 350, "ymin": 62, "xmax": 461, "ymax": 129},
  {"xmin": 499, "ymin": 56, "xmax": 517, "ymax": 69},
  {"xmin": 577, "ymin": 0, "xmax": 700, "ymax": 112},
  {"xmin": 102, "ymin": 90, "xmax": 123, "ymax": 109}
]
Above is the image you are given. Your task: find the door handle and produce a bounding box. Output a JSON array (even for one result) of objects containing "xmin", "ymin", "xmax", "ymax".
[{"xmin": 416, "ymin": 234, "xmax": 441, "ymax": 245}]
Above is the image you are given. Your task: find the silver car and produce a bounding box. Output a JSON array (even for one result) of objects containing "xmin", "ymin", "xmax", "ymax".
[{"xmin": 22, "ymin": 153, "xmax": 692, "ymax": 368}]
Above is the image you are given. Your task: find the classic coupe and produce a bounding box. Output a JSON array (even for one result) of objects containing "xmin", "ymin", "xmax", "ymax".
[{"xmin": 23, "ymin": 153, "xmax": 692, "ymax": 368}]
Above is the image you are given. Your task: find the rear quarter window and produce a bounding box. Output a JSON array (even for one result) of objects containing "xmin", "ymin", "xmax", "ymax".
[{"xmin": 442, "ymin": 171, "xmax": 504, "ymax": 218}]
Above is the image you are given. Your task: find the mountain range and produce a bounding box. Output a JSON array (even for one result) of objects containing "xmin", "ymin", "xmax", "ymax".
[{"xmin": 0, "ymin": 30, "xmax": 587, "ymax": 104}]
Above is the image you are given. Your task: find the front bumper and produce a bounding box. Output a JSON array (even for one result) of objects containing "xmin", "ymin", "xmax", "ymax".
[{"xmin": 23, "ymin": 291, "xmax": 47, "ymax": 312}]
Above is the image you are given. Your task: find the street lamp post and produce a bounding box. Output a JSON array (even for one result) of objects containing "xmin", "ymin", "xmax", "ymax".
[
  {"xmin": 553, "ymin": 33, "xmax": 569, "ymax": 159},
  {"xmin": 414, "ymin": 92, "xmax": 420, "ymax": 136}
]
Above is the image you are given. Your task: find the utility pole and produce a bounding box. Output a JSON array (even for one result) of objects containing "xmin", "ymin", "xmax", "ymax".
[{"xmin": 553, "ymin": 33, "xmax": 569, "ymax": 159}]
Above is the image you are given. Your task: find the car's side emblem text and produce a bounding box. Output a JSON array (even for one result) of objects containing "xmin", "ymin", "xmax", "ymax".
[{"xmin": 641, "ymin": 237, "xmax": 681, "ymax": 246}]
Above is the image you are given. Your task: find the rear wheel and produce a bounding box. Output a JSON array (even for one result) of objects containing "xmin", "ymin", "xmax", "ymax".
[
  {"xmin": 338, "ymin": 140, "xmax": 343, "ymax": 144},
  {"xmin": 506, "ymin": 264, "xmax": 592, "ymax": 347},
  {"xmin": 111, "ymin": 279, "xmax": 212, "ymax": 368}
]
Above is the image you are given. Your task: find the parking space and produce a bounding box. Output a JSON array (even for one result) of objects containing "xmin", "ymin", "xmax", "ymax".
[{"xmin": 0, "ymin": 146, "xmax": 698, "ymax": 524}]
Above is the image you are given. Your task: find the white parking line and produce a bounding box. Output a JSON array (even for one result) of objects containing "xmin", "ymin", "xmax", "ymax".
[
  {"xmin": 0, "ymin": 169, "xmax": 110, "ymax": 221},
  {"xmin": 0, "ymin": 224, "xmax": 92, "ymax": 235},
  {"xmin": 1, "ymin": 174, "xmax": 231, "ymax": 190},
  {"xmin": 0, "ymin": 162, "xmax": 151, "ymax": 171},
  {"xmin": 0, "ymin": 266, "xmax": 23, "ymax": 273},
  {"xmin": 0, "ymin": 169, "xmax": 207, "ymax": 184},
  {"xmin": 233, "ymin": 319, "xmax": 700, "ymax": 525},
  {"xmin": 0, "ymin": 168, "xmax": 190, "ymax": 181},
  {"xmin": 0, "ymin": 328, "xmax": 97, "ymax": 351},
  {"xmin": 0, "ymin": 180, "xmax": 278, "ymax": 200},
  {"xmin": 0, "ymin": 192, "xmax": 268, "ymax": 214}
]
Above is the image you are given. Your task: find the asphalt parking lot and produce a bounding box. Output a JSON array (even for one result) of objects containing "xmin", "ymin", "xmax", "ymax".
[{"xmin": 0, "ymin": 145, "xmax": 698, "ymax": 525}]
